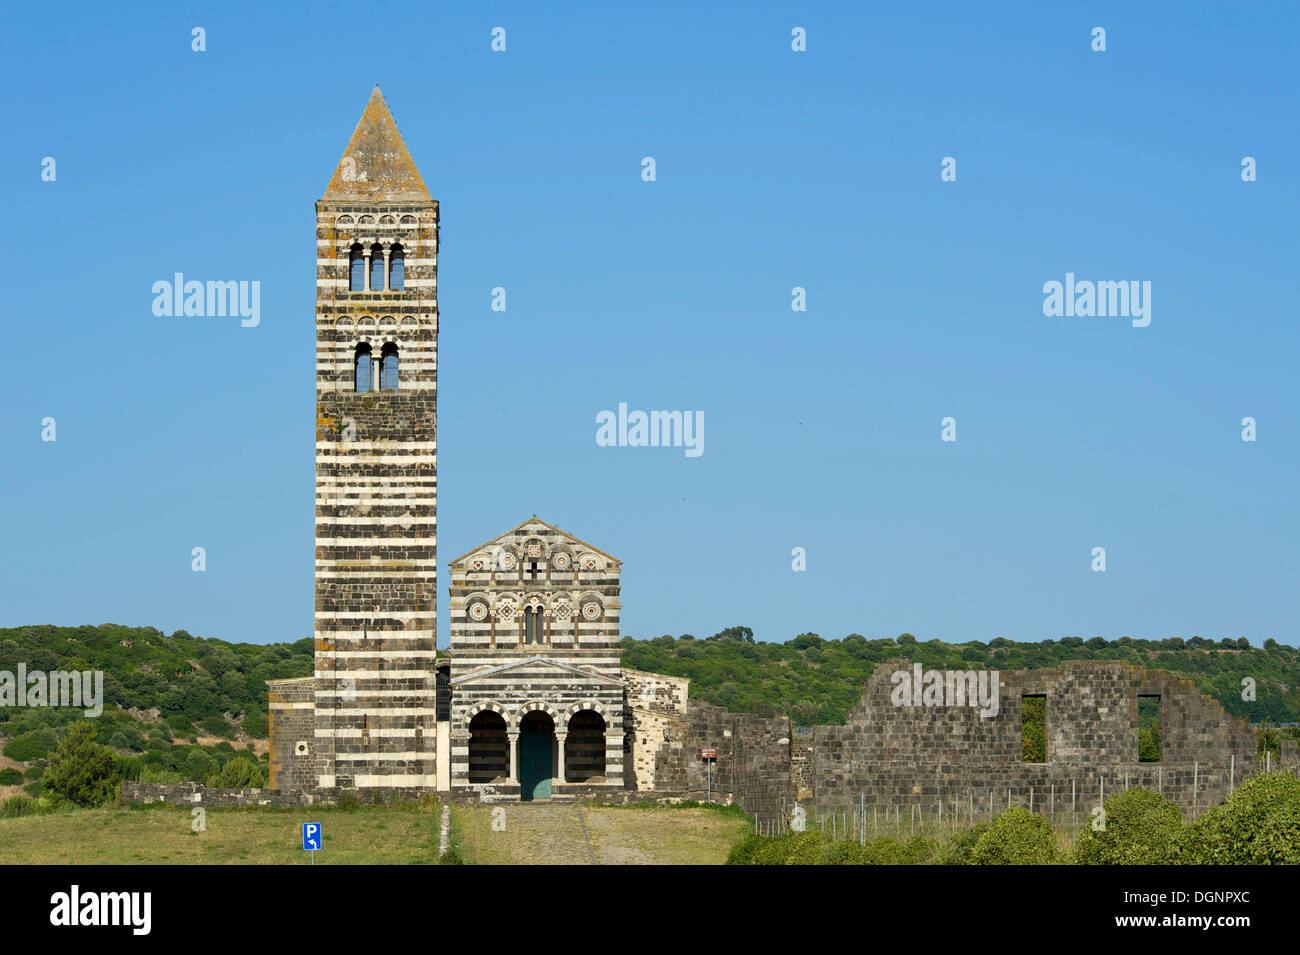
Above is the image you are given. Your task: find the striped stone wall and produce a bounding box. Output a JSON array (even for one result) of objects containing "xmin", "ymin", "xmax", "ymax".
[{"xmin": 312, "ymin": 198, "xmax": 440, "ymax": 790}]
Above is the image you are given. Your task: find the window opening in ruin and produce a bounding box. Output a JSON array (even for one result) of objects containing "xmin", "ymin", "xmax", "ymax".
[
  {"xmin": 1021, "ymin": 695, "xmax": 1046, "ymax": 763},
  {"xmin": 1138, "ymin": 695, "xmax": 1161, "ymax": 762}
]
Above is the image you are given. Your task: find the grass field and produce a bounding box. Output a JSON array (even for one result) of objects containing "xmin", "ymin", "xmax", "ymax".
[{"xmin": 0, "ymin": 800, "xmax": 747, "ymax": 865}]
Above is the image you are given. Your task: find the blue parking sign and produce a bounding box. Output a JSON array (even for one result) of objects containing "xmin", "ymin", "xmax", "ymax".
[{"xmin": 302, "ymin": 822, "xmax": 322, "ymax": 851}]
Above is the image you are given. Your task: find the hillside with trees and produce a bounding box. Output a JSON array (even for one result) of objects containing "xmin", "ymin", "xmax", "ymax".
[
  {"xmin": 1, "ymin": 623, "xmax": 1296, "ymax": 800},
  {"xmin": 620, "ymin": 626, "xmax": 1300, "ymax": 728}
]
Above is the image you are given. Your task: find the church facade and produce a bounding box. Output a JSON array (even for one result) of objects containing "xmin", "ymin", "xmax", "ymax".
[{"xmin": 266, "ymin": 89, "xmax": 667, "ymax": 800}]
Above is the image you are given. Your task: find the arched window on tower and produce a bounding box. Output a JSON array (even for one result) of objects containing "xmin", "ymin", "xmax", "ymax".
[
  {"xmin": 354, "ymin": 343, "xmax": 372, "ymax": 392},
  {"xmin": 349, "ymin": 244, "xmax": 364, "ymax": 291},
  {"xmin": 388, "ymin": 244, "xmax": 405, "ymax": 292},
  {"xmin": 380, "ymin": 343, "xmax": 399, "ymax": 392},
  {"xmin": 369, "ymin": 244, "xmax": 385, "ymax": 291}
]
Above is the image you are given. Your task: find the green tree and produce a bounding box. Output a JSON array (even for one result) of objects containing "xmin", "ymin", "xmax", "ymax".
[{"xmin": 42, "ymin": 720, "xmax": 120, "ymax": 807}]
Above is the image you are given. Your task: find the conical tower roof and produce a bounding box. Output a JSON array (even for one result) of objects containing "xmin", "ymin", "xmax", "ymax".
[{"xmin": 323, "ymin": 87, "xmax": 430, "ymax": 201}]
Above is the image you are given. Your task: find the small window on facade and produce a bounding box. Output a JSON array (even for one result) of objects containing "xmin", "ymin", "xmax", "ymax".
[
  {"xmin": 380, "ymin": 343, "xmax": 399, "ymax": 392},
  {"xmin": 354, "ymin": 343, "xmax": 372, "ymax": 392},
  {"xmin": 349, "ymin": 244, "xmax": 364, "ymax": 291},
  {"xmin": 389, "ymin": 244, "xmax": 405, "ymax": 291},
  {"xmin": 524, "ymin": 606, "xmax": 543, "ymax": 645},
  {"xmin": 369, "ymin": 244, "xmax": 385, "ymax": 291}
]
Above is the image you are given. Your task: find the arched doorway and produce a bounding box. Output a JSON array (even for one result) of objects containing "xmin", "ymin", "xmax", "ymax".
[
  {"xmin": 467, "ymin": 711, "xmax": 508, "ymax": 783},
  {"xmin": 565, "ymin": 710, "xmax": 606, "ymax": 782},
  {"xmin": 518, "ymin": 711, "xmax": 555, "ymax": 800}
]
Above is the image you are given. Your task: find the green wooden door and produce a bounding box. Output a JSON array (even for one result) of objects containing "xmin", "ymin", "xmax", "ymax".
[{"xmin": 519, "ymin": 729, "xmax": 553, "ymax": 800}]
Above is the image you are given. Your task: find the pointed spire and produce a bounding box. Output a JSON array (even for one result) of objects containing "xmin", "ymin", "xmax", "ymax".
[{"xmin": 324, "ymin": 87, "xmax": 431, "ymax": 201}]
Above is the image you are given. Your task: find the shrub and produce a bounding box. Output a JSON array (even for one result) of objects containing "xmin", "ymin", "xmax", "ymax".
[
  {"xmin": 897, "ymin": 834, "xmax": 940, "ymax": 864},
  {"xmin": 751, "ymin": 834, "xmax": 797, "ymax": 865},
  {"xmin": 205, "ymin": 757, "xmax": 265, "ymax": 789},
  {"xmin": 0, "ymin": 768, "xmax": 24, "ymax": 786},
  {"xmin": 726, "ymin": 833, "xmax": 763, "ymax": 865},
  {"xmin": 3, "ymin": 728, "xmax": 58, "ymax": 762},
  {"xmin": 1073, "ymin": 789, "xmax": 1183, "ymax": 864},
  {"xmin": 825, "ymin": 840, "xmax": 873, "ymax": 864},
  {"xmin": 438, "ymin": 847, "xmax": 464, "ymax": 865},
  {"xmin": 782, "ymin": 831, "xmax": 832, "ymax": 865},
  {"xmin": 138, "ymin": 765, "xmax": 184, "ymax": 784},
  {"xmin": 42, "ymin": 720, "xmax": 120, "ymax": 807},
  {"xmin": 970, "ymin": 808, "xmax": 1057, "ymax": 864},
  {"xmin": 945, "ymin": 822, "xmax": 991, "ymax": 864},
  {"xmin": 1185, "ymin": 772, "xmax": 1300, "ymax": 864}
]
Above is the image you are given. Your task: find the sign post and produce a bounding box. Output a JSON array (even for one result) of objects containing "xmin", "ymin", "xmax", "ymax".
[
  {"xmin": 302, "ymin": 822, "xmax": 322, "ymax": 865},
  {"xmin": 701, "ymin": 748, "xmax": 717, "ymax": 803}
]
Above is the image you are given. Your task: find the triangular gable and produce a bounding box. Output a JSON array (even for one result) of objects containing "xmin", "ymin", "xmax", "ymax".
[
  {"xmin": 450, "ymin": 655, "xmax": 625, "ymax": 688},
  {"xmin": 447, "ymin": 515, "xmax": 621, "ymax": 567}
]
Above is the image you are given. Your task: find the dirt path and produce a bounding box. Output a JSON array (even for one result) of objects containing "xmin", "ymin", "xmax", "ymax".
[
  {"xmin": 458, "ymin": 802, "xmax": 598, "ymax": 865},
  {"xmin": 452, "ymin": 802, "xmax": 745, "ymax": 865}
]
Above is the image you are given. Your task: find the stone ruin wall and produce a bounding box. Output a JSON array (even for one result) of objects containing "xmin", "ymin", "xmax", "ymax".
[{"xmin": 154, "ymin": 659, "xmax": 1280, "ymax": 822}]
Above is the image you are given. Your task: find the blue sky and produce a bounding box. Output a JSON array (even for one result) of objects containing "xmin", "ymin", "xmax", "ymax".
[{"xmin": 2, "ymin": 2, "xmax": 1296, "ymax": 648}]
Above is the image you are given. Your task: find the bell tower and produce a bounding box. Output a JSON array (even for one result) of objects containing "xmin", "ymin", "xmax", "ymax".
[{"xmin": 312, "ymin": 88, "xmax": 439, "ymax": 789}]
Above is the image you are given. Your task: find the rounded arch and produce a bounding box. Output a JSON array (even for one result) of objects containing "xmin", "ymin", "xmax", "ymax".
[
  {"xmin": 563, "ymin": 707, "xmax": 608, "ymax": 782},
  {"xmin": 563, "ymin": 699, "xmax": 609, "ymax": 727},
  {"xmin": 466, "ymin": 707, "xmax": 509, "ymax": 783},
  {"xmin": 465, "ymin": 700, "xmax": 508, "ymax": 725},
  {"xmin": 513, "ymin": 700, "xmax": 559, "ymax": 730}
]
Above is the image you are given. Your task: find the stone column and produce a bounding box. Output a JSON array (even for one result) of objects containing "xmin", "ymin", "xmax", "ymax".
[
  {"xmin": 555, "ymin": 732, "xmax": 567, "ymax": 785},
  {"xmin": 363, "ymin": 250, "xmax": 372, "ymax": 290},
  {"xmin": 507, "ymin": 732, "xmax": 519, "ymax": 784}
]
